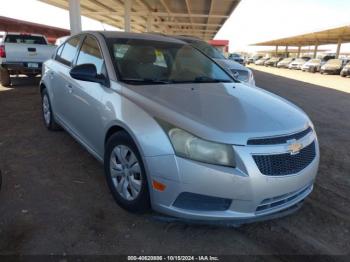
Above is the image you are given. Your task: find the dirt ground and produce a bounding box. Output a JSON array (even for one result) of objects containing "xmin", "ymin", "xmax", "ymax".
[{"xmin": 0, "ymin": 73, "xmax": 349, "ymax": 256}]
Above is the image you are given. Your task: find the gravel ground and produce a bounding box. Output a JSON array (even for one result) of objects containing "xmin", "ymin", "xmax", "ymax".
[
  {"xmin": 248, "ymin": 64, "xmax": 350, "ymax": 93},
  {"xmin": 0, "ymin": 74, "xmax": 349, "ymax": 257}
]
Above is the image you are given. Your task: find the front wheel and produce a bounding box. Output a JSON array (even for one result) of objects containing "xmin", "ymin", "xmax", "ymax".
[{"xmin": 104, "ymin": 131, "xmax": 150, "ymax": 213}]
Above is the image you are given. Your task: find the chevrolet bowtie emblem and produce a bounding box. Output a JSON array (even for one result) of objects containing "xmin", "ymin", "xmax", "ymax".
[{"xmin": 287, "ymin": 139, "xmax": 303, "ymax": 155}]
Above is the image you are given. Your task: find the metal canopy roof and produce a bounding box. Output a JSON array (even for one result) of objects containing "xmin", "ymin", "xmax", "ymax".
[
  {"xmin": 40, "ymin": 0, "xmax": 240, "ymax": 40},
  {"xmin": 0, "ymin": 16, "xmax": 69, "ymax": 43},
  {"xmin": 252, "ymin": 25, "xmax": 350, "ymax": 46}
]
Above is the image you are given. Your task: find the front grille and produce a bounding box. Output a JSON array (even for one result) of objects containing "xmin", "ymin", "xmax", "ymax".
[
  {"xmin": 253, "ymin": 141, "xmax": 316, "ymax": 176},
  {"xmin": 256, "ymin": 184, "xmax": 312, "ymax": 213},
  {"xmin": 173, "ymin": 192, "xmax": 232, "ymax": 211},
  {"xmin": 247, "ymin": 127, "xmax": 312, "ymax": 145}
]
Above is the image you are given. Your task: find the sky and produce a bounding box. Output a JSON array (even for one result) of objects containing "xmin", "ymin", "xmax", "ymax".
[
  {"xmin": 1, "ymin": 0, "xmax": 350, "ymax": 54},
  {"xmin": 215, "ymin": 0, "xmax": 350, "ymax": 53}
]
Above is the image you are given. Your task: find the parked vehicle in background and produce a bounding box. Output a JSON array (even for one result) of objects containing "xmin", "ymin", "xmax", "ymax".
[
  {"xmin": 255, "ymin": 57, "xmax": 269, "ymax": 65},
  {"xmin": 228, "ymin": 53, "xmax": 245, "ymax": 65},
  {"xmin": 40, "ymin": 31, "xmax": 319, "ymax": 223},
  {"xmin": 173, "ymin": 36, "xmax": 255, "ymax": 86},
  {"xmin": 340, "ymin": 61, "xmax": 350, "ymax": 77},
  {"xmin": 320, "ymin": 59, "xmax": 348, "ymax": 74},
  {"xmin": 246, "ymin": 55, "xmax": 262, "ymax": 65},
  {"xmin": 55, "ymin": 36, "xmax": 69, "ymax": 46},
  {"xmin": 301, "ymin": 59, "xmax": 322, "ymax": 72},
  {"xmin": 277, "ymin": 57, "xmax": 295, "ymax": 68},
  {"xmin": 0, "ymin": 32, "xmax": 56, "ymax": 86},
  {"xmin": 264, "ymin": 57, "xmax": 283, "ymax": 67},
  {"xmin": 288, "ymin": 58, "xmax": 309, "ymax": 70}
]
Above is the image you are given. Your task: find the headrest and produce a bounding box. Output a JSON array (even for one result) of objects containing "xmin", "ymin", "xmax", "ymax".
[{"xmin": 124, "ymin": 46, "xmax": 156, "ymax": 64}]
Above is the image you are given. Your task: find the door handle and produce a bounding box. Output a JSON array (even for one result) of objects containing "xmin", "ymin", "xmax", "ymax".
[{"xmin": 65, "ymin": 84, "xmax": 73, "ymax": 93}]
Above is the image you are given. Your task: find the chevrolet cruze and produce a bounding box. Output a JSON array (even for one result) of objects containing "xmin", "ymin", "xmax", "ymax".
[{"xmin": 40, "ymin": 32, "xmax": 319, "ymax": 223}]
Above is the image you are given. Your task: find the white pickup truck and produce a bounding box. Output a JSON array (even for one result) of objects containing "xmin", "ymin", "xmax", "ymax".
[{"xmin": 0, "ymin": 32, "xmax": 56, "ymax": 86}]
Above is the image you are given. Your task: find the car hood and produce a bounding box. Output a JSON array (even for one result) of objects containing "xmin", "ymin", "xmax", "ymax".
[
  {"xmin": 121, "ymin": 83, "xmax": 310, "ymax": 145},
  {"xmin": 304, "ymin": 62, "xmax": 320, "ymax": 66},
  {"xmin": 324, "ymin": 64, "xmax": 341, "ymax": 69}
]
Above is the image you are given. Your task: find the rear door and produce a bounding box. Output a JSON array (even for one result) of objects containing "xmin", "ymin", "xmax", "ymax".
[{"xmin": 50, "ymin": 35, "xmax": 83, "ymax": 126}]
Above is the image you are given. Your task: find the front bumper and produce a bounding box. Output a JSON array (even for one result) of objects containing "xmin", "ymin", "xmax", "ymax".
[
  {"xmin": 289, "ymin": 64, "xmax": 302, "ymax": 69},
  {"xmin": 321, "ymin": 68, "xmax": 341, "ymax": 74},
  {"xmin": 146, "ymin": 132, "xmax": 319, "ymax": 222}
]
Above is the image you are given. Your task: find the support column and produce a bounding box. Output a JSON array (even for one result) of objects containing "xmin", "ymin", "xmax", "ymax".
[
  {"xmin": 336, "ymin": 39, "xmax": 342, "ymax": 58},
  {"xmin": 146, "ymin": 14, "xmax": 152, "ymax": 32},
  {"xmin": 68, "ymin": 0, "xmax": 82, "ymax": 35},
  {"xmin": 285, "ymin": 45, "xmax": 288, "ymax": 57},
  {"xmin": 275, "ymin": 45, "xmax": 278, "ymax": 56},
  {"xmin": 297, "ymin": 46, "xmax": 301, "ymax": 58},
  {"xmin": 124, "ymin": 0, "xmax": 131, "ymax": 32},
  {"xmin": 313, "ymin": 44, "xmax": 318, "ymax": 58}
]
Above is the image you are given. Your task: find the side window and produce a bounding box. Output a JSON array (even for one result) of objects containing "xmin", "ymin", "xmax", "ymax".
[
  {"xmin": 57, "ymin": 36, "xmax": 81, "ymax": 67},
  {"xmin": 76, "ymin": 36, "xmax": 104, "ymax": 74}
]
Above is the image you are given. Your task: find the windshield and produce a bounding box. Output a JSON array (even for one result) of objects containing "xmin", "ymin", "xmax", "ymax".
[
  {"xmin": 188, "ymin": 40, "xmax": 225, "ymax": 59},
  {"xmin": 326, "ymin": 59, "xmax": 341, "ymax": 65},
  {"xmin": 107, "ymin": 38, "xmax": 234, "ymax": 85}
]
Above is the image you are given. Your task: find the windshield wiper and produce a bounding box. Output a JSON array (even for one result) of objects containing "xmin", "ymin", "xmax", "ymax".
[
  {"xmin": 121, "ymin": 78, "xmax": 173, "ymax": 85},
  {"xmin": 172, "ymin": 76, "xmax": 233, "ymax": 83}
]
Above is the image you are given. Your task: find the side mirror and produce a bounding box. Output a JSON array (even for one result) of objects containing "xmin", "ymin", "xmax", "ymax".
[{"xmin": 70, "ymin": 64, "xmax": 108, "ymax": 86}]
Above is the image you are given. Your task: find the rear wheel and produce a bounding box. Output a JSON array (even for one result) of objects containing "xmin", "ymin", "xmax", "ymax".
[
  {"xmin": 41, "ymin": 88, "xmax": 60, "ymax": 130},
  {"xmin": 0, "ymin": 68, "xmax": 10, "ymax": 87},
  {"xmin": 104, "ymin": 131, "xmax": 150, "ymax": 213}
]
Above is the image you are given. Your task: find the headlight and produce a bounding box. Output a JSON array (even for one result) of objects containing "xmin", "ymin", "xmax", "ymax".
[{"xmin": 159, "ymin": 121, "xmax": 235, "ymax": 167}]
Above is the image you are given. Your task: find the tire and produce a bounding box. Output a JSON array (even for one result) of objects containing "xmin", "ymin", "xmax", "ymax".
[
  {"xmin": 104, "ymin": 131, "xmax": 150, "ymax": 213},
  {"xmin": 41, "ymin": 88, "xmax": 60, "ymax": 131},
  {"xmin": 0, "ymin": 68, "xmax": 10, "ymax": 87}
]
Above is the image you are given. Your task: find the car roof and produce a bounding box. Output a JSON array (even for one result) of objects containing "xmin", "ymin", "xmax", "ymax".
[
  {"xmin": 171, "ymin": 35, "xmax": 202, "ymax": 42},
  {"xmin": 89, "ymin": 31, "xmax": 186, "ymax": 44}
]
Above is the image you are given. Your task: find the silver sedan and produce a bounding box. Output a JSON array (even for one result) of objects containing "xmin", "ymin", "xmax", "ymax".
[{"xmin": 40, "ymin": 31, "xmax": 319, "ymax": 224}]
